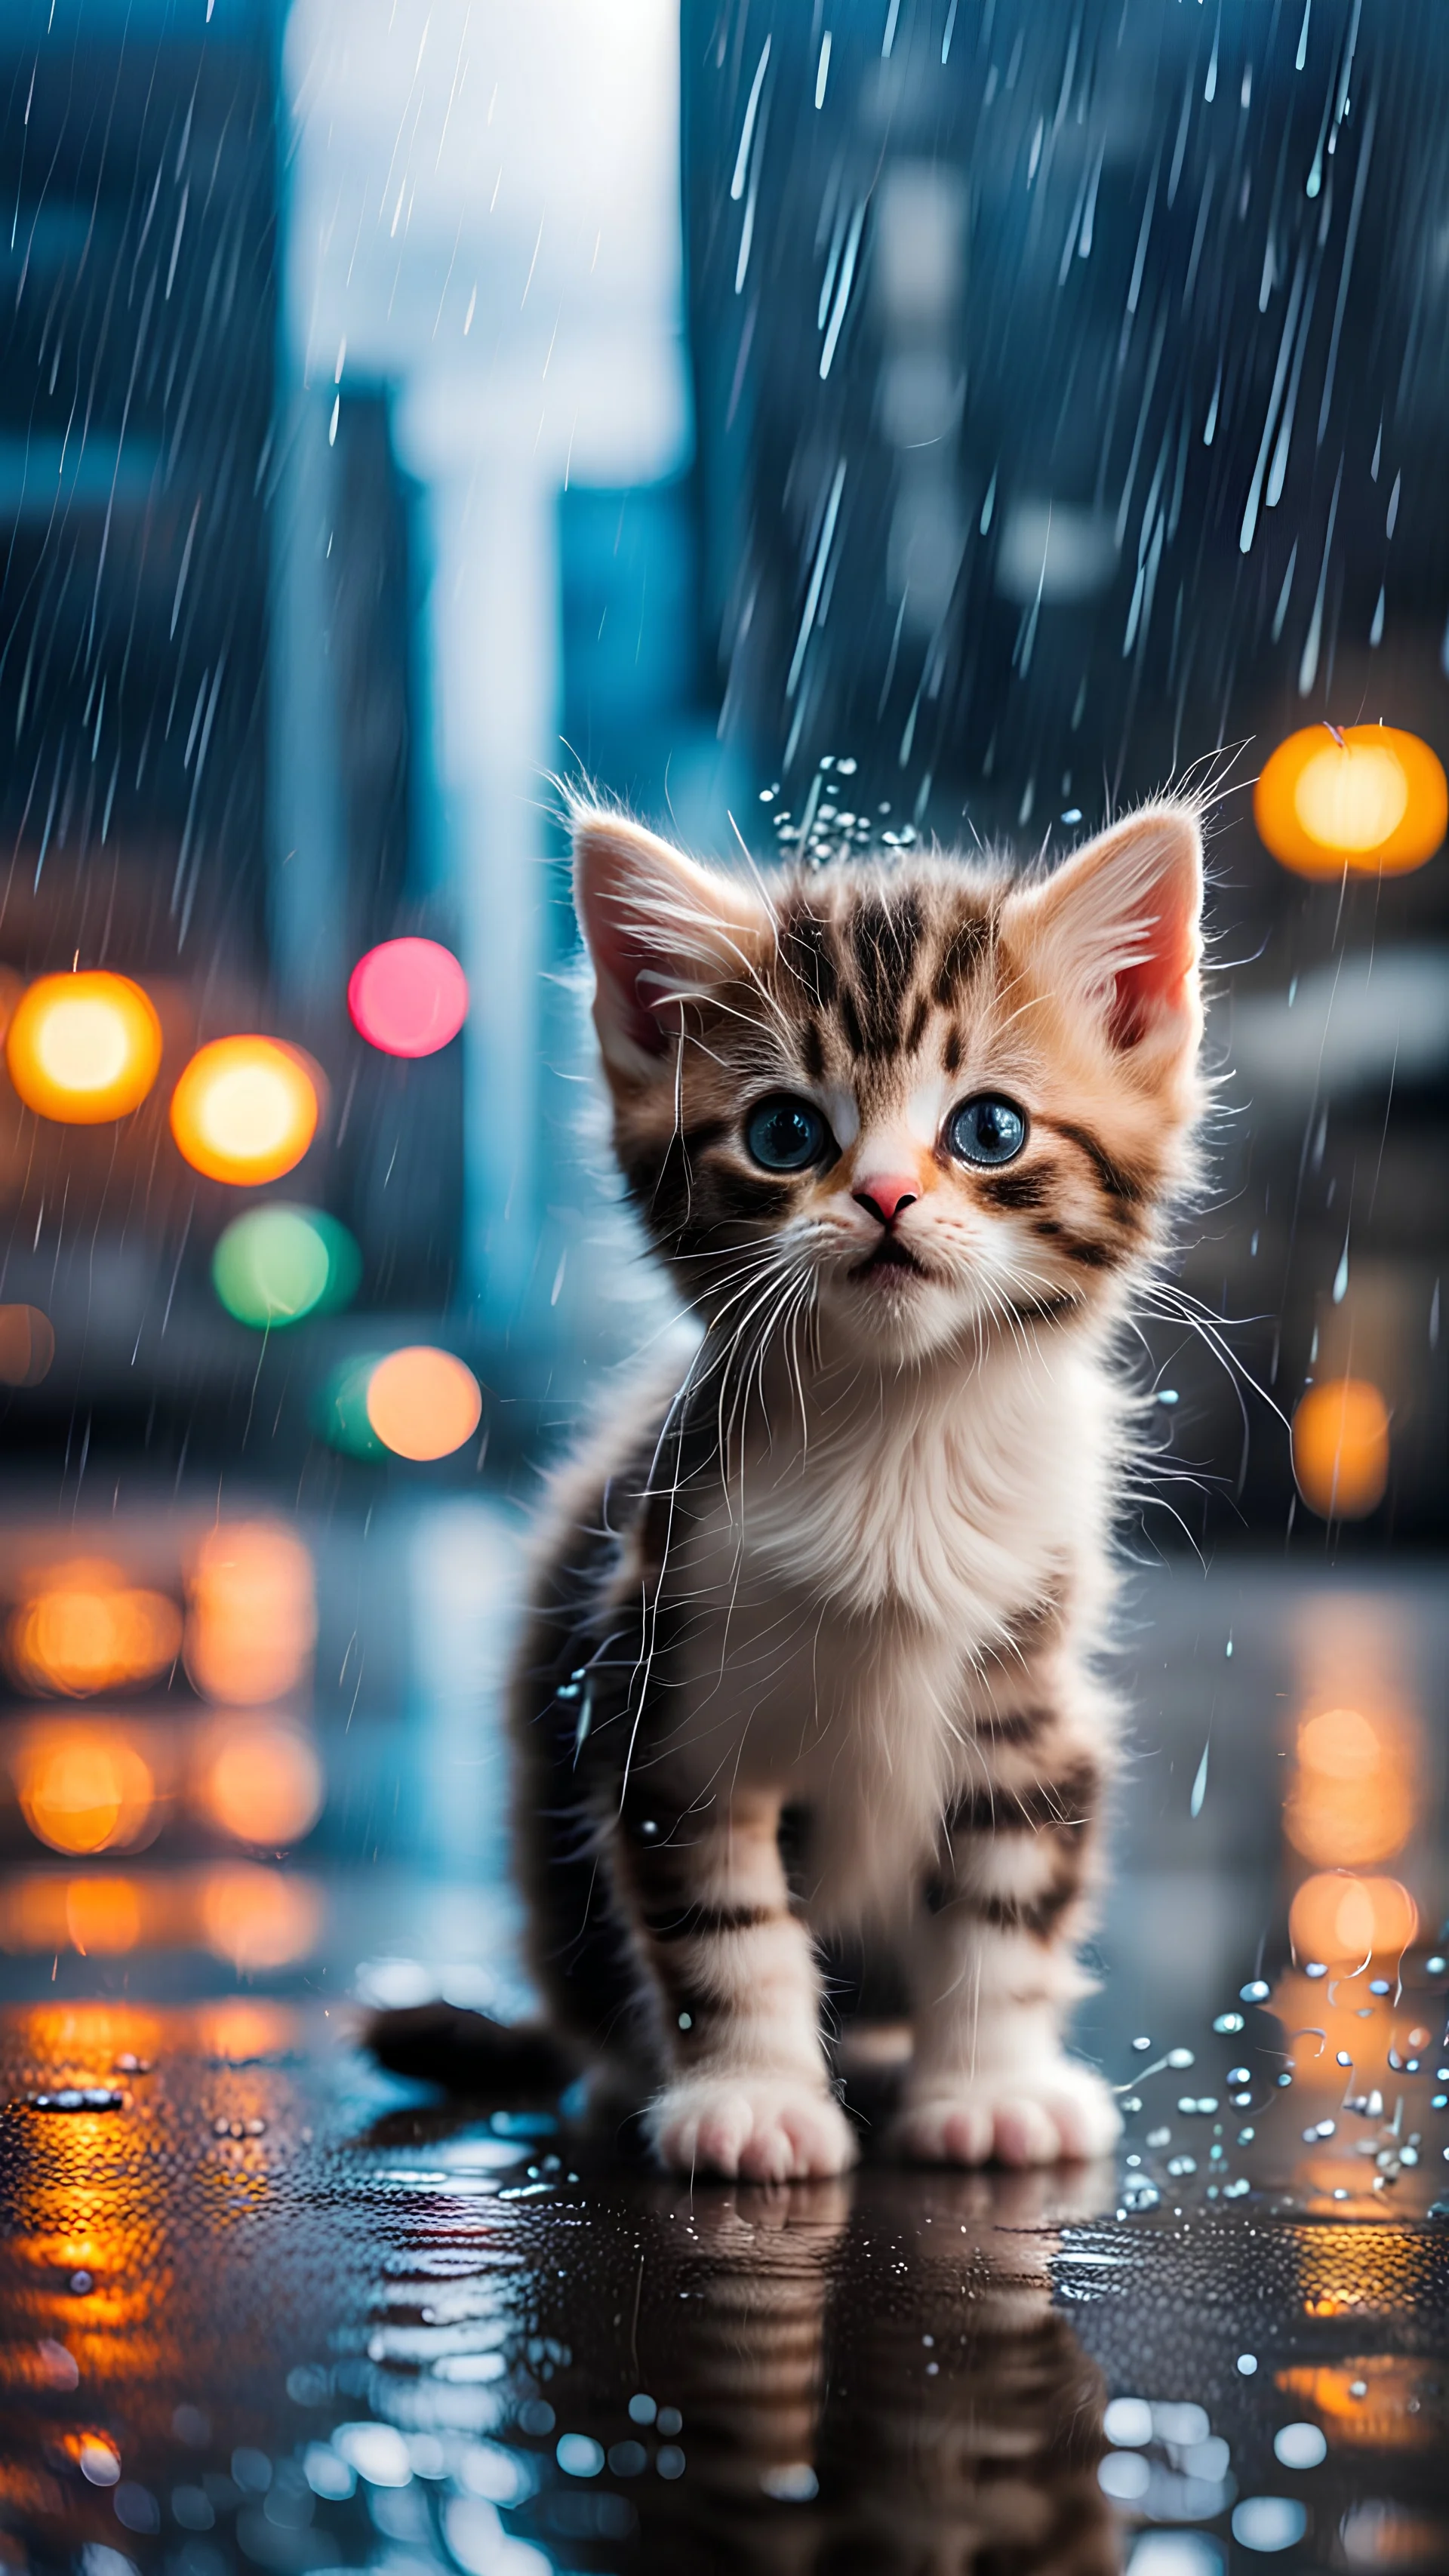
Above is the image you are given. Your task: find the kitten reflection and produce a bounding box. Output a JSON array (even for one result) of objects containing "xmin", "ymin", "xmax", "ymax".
[{"xmin": 546, "ymin": 2165, "xmax": 1118, "ymax": 2576}]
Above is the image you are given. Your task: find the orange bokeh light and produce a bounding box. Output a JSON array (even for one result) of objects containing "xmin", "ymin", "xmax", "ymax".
[
  {"xmin": 1284, "ymin": 1704, "xmax": 1414, "ymax": 1867},
  {"xmin": 14, "ymin": 1729, "xmax": 157, "ymax": 1855},
  {"xmin": 1276, "ymin": 2362, "xmax": 1433, "ymax": 2448},
  {"xmin": 1292, "ymin": 1377, "xmax": 1389, "ymax": 1519},
  {"xmin": 65, "ymin": 1877, "xmax": 143, "ymax": 1955},
  {"xmin": 5, "ymin": 971, "xmax": 163, "ymax": 1122},
  {"xmin": 199, "ymin": 1863, "xmax": 323, "ymax": 1970},
  {"xmin": 0, "ymin": 1303, "xmax": 55, "ymax": 1387},
  {"xmin": 195, "ymin": 1719, "xmax": 324, "ymax": 1846},
  {"xmin": 169, "ymin": 1036, "xmax": 318, "ymax": 1185},
  {"xmin": 1288, "ymin": 1871, "xmax": 1418, "ymax": 1965},
  {"xmin": 6, "ymin": 1562, "xmax": 182, "ymax": 1697},
  {"xmin": 366, "ymin": 1344, "xmax": 482, "ymax": 1460},
  {"xmin": 1255, "ymin": 723, "xmax": 1447, "ymax": 878},
  {"xmin": 183, "ymin": 1523, "xmax": 316, "ymax": 1705}
]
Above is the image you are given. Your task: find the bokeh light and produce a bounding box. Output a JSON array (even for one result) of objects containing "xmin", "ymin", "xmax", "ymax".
[
  {"xmin": 347, "ymin": 937, "xmax": 469, "ymax": 1057},
  {"xmin": 65, "ymin": 1878, "xmax": 143, "ymax": 1956},
  {"xmin": 1288, "ymin": 1872, "xmax": 1418, "ymax": 1965},
  {"xmin": 1255, "ymin": 723, "xmax": 1447, "ymax": 878},
  {"xmin": 183, "ymin": 1523, "xmax": 316, "ymax": 1706},
  {"xmin": 1284, "ymin": 1705, "xmax": 1415, "ymax": 1868},
  {"xmin": 211, "ymin": 1205, "xmax": 360, "ymax": 1329},
  {"xmin": 1291, "ymin": 1378, "xmax": 1390, "ymax": 1519},
  {"xmin": 315, "ymin": 1353, "xmax": 388, "ymax": 1460},
  {"xmin": 194, "ymin": 1719, "xmax": 325, "ymax": 1846},
  {"xmin": 6, "ymin": 1562, "xmax": 183, "ymax": 1697},
  {"xmin": 14, "ymin": 1729, "xmax": 157, "ymax": 1855},
  {"xmin": 365, "ymin": 1345, "xmax": 483, "ymax": 1460},
  {"xmin": 0, "ymin": 1304, "xmax": 55, "ymax": 1387},
  {"xmin": 5, "ymin": 971, "xmax": 163, "ymax": 1122},
  {"xmin": 199, "ymin": 1863, "xmax": 324, "ymax": 1970},
  {"xmin": 170, "ymin": 1036, "xmax": 319, "ymax": 1184}
]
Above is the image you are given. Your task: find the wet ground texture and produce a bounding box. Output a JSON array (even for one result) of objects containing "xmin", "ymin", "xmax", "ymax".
[{"xmin": 2, "ymin": 1526, "xmax": 1447, "ymax": 2576}]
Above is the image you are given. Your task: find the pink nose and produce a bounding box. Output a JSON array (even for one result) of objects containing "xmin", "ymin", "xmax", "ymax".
[{"xmin": 853, "ymin": 1174, "xmax": 919, "ymax": 1226}]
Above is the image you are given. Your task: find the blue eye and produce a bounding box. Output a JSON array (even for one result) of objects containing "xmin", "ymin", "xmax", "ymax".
[
  {"xmin": 947, "ymin": 1095, "xmax": 1027, "ymax": 1167},
  {"xmin": 744, "ymin": 1097, "xmax": 829, "ymax": 1173}
]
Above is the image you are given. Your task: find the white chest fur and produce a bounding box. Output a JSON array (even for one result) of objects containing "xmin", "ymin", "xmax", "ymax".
[{"xmin": 659, "ymin": 1331, "xmax": 1122, "ymax": 1925}]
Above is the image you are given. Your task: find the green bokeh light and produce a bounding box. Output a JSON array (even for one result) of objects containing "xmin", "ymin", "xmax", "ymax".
[
  {"xmin": 212, "ymin": 1205, "xmax": 361, "ymax": 1330},
  {"xmin": 314, "ymin": 1352, "xmax": 386, "ymax": 1460}
]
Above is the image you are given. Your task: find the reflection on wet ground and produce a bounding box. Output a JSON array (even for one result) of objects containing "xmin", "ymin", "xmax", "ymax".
[{"xmin": 0, "ymin": 1506, "xmax": 1446, "ymax": 2573}]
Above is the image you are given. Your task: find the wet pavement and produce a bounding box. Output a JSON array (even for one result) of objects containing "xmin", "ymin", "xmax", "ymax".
[{"xmin": 2, "ymin": 1503, "xmax": 1447, "ymax": 2574}]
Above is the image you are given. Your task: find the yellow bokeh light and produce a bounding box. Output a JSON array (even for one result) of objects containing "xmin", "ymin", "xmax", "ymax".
[
  {"xmin": 366, "ymin": 1345, "xmax": 483, "ymax": 1460},
  {"xmin": 1292, "ymin": 1377, "xmax": 1389, "ymax": 1519},
  {"xmin": 1284, "ymin": 1704, "xmax": 1414, "ymax": 1867},
  {"xmin": 1288, "ymin": 1871, "xmax": 1417, "ymax": 1965},
  {"xmin": 4, "ymin": 972, "xmax": 163, "ymax": 1123},
  {"xmin": 15, "ymin": 1729, "xmax": 157, "ymax": 1856},
  {"xmin": 183, "ymin": 1522, "xmax": 316, "ymax": 1705},
  {"xmin": 195, "ymin": 1720, "xmax": 324, "ymax": 1846},
  {"xmin": 1294, "ymin": 740, "xmax": 1407, "ymax": 849},
  {"xmin": 169, "ymin": 1036, "xmax": 318, "ymax": 1185},
  {"xmin": 6, "ymin": 1562, "xmax": 182, "ymax": 1697},
  {"xmin": 1255, "ymin": 723, "xmax": 1447, "ymax": 878}
]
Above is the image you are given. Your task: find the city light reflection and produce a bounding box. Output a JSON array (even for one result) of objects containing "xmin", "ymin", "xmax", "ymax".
[
  {"xmin": 183, "ymin": 1523, "xmax": 316, "ymax": 1705},
  {"xmin": 1255, "ymin": 723, "xmax": 1447, "ymax": 878},
  {"xmin": 193, "ymin": 1718, "xmax": 324, "ymax": 1846},
  {"xmin": 13, "ymin": 1728, "xmax": 158, "ymax": 1856},
  {"xmin": 1285, "ymin": 1704, "xmax": 1416, "ymax": 1869},
  {"xmin": 6, "ymin": 1562, "xmax": 182, "ymax": 1697},
  {"xmin": 4, "ymin": 971, "xmax": 164, "ymax": 1123},
  {"xmin": 0, "ymin": 1867, "xmax": 323, "ymax": 1966},
  {"xmin": 0, "ymin": 1304, "xmax": 56, "ymax": 1386},
  {"xmin": 365, "ymin": 1346, "xmax": 483, "ymax": 1460},
  {"xmin": 64, "ymin": 1877, "xmax": 144, "ymax": 1955},
  {"xmin": 1275, "ymin": 2362, "xmax": 1437, "ymax": 2448},
  {"xmin": 1291, "ymin": 1377, "xmax": 1391, "ymax": 1519},
  {"xmin": 1287, "ymin": 1872, "xmax": 1418, "ymax": 1964},
  {"xmin": 169, "ymin": 1036, "xmax": 320, "ymax": 1185},
  {"xmin": 198, "ymin": 1863, "xmax": 324, "ymax": 1970},
  {"xmin": 211, "ymin": 1204, "xmax": 361, "ymax": 1329},
  {"xmin": 347, "ymin": 936, "xmax": 469, "ymax": 1057}
]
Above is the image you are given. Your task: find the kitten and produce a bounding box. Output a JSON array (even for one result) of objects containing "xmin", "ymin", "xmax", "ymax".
[{"xmin": 380, "ymin": 796, "xmax": 1204, "ymax": 2181}]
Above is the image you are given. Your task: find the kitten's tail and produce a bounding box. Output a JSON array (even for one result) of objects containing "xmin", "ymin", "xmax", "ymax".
[{"xmin": 362, "ymin": 2001, "xmax": 580, "ymax": 2101}]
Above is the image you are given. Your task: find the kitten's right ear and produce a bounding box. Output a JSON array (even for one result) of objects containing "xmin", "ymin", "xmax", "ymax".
[{"xmin": 572, "ymin": 809, "xmax": 771, "ymax": 1078}]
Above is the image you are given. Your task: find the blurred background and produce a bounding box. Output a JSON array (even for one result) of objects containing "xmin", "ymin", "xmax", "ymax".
[{"xmin": 0, "ymin": 0, "xmax": 1445, "ymax": 2020}]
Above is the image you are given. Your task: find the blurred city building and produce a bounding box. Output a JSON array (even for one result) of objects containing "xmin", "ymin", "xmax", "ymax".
[
  {"xmin": 0, "ymin": 0, "xmax": 1444, "ymax": 1543},
  {"xmin": 684, "ymin": 0, "xmax": 1449, "ymax": 1536}
]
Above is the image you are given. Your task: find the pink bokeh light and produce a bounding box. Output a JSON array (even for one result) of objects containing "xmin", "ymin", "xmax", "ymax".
[{"xmin": 346, "ymin": 938, "xmax": 469, "ymax": 1059}]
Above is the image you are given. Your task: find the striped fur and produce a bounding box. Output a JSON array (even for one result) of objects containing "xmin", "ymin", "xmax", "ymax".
[{"xmin": 509, "ymin": 801, "xmax": 1206, "ymax": 2178}]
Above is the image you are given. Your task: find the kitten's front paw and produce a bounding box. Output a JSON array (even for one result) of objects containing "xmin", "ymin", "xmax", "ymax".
[
  {"xmin": 649, "ymin": 2076, "xmax": 857, "ymax": 2181},
  {"xmin": 892, "ymin": 2062, "xmax": 1121, "ymax": 2168}
]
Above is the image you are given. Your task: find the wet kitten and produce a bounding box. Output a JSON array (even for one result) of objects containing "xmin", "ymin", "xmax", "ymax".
[{"xmin": 420, "ymin": 796, "xmax": 1204, "ymax": 2181}]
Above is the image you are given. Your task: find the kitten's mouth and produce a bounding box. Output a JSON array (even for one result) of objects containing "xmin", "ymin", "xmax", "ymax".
[{"xmin": 851, "ymin": 1236, "xmax": 931, "ymax": 1285}]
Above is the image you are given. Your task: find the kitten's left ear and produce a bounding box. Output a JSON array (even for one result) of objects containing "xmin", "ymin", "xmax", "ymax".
[
  {"xmin": 1007, "ymin": 800, "xmax": 1204, "ymax": 1060},
  {"xmin": 572, "ymin": 808, "xmax": 773, "ymax": 1079}
]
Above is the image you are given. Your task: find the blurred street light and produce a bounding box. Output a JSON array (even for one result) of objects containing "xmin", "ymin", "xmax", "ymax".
[
  {"xmin": 5, "ymin": 973, "xmax": 163, "ymax": 1123},
  {"xmin": 171, "ymin": 1037, "xmax": 319, "ymax": 1185}
]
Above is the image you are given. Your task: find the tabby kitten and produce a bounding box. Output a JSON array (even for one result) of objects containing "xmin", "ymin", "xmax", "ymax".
[{"xmin": 511, "ymin": 796, "xmax": 1204, "ymax": 2181}]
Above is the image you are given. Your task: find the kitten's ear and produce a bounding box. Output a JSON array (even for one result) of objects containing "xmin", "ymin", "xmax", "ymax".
[
  {"xmin": 572, "ymin": 809, "xmax": 772, "ymax": 1078},
  {"xmin": 1008, "ymin": 801, "xmax": 1204, "ymax": 1060}
]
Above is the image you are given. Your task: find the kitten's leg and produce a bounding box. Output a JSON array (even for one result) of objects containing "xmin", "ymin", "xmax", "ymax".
[
  {"xmin": 614, "ymin": 1784, "xmax": 856, "ymax": 2183},
  {"xmin": 894, "ymin": 1700, "xmax": 1121, "ymax": 2167}
]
